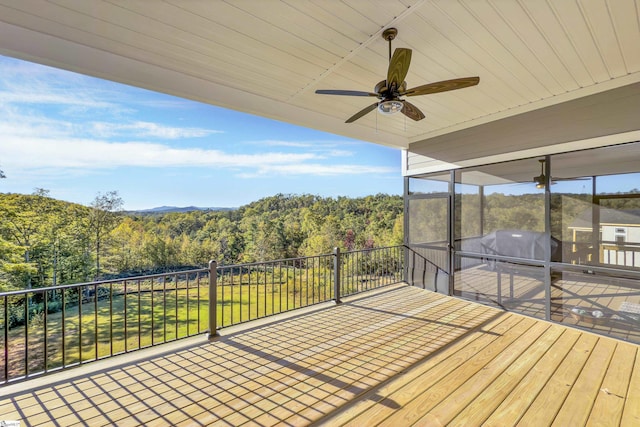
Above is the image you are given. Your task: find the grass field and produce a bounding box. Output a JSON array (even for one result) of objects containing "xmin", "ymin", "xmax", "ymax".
[
  {"xmin": 1, "ymin": 259, "xmax": 401, "ymax": 382},
  {"xmin": 1, "ymin": 275, "xmax": 337, "ymax": 381}
]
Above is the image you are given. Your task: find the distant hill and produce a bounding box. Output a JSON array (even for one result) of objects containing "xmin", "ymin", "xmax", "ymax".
[{"xmin": 130, "ymin": 206, "xmax": 236, "ymax": 214}]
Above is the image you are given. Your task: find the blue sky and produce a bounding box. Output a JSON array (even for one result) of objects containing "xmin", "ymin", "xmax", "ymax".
[{"xmin": 0, "ymin": 56, "xmax": 402, "ymax": 210}]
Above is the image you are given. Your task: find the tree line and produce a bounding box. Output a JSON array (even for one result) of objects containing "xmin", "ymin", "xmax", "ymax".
[
  {"xmin": 4, "ymin": 186, "xmax": 639, "ymax": 291},
  {"xmin": 0, "ymin": 192, "xmax": 403, "ymax": 291}
]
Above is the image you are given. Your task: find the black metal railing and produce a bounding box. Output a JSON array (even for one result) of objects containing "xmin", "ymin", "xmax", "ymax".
[
  {"xmin": 339, "ymin": 245, "xmax": 406, "ymax": 297},
  {"xmin": 212, "ymin": 252, "xmax": 336, "ymax": 330},
  {"xmin": 2, "ymin": 245, "xmax": 437, "ymax": 385},
  {"xmin": 0, "ymin": 268, "xmax": 210, "ymax": 384},
  {"xmin": 208, "ymin": 246, "xmax": 411, "ymax": 333}
]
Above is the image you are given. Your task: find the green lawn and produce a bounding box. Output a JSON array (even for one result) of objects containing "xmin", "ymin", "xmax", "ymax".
[
  {"xmin": 1, "ymin": 267, "xmax": 397, "ymax": 381},
  {"xmin": 1, "ymin": 276, "xmax": 335, "ymax": 380}
]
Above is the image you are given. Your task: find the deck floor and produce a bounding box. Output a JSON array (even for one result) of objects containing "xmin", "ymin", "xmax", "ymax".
[{"xmin": 1, "ymin": 285, "xmax": 639, "ymax": 426}]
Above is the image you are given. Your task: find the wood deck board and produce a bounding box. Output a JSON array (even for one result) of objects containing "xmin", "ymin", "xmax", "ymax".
[
  {"xmin": 218, "ymin": 298, "xmax": 467, "ymax": 422},
  {"xmin": 622, "ymin": 348, "xmax": 640, "ymax": 425},
  {"xmin": 308, "ymin": 302, "xmax": 498, "ymax": 424},
  {"xmin": 519, "ymin": 332, "xmax": 599, "ymax": 425},
  {"xmin": 551, "ymin": 337, "xmax": 617, "ymax": 426},
  {"xmin": 320, "ymin": 311, "xmax": 512, "ymax": 426},
  {"xmin": 482, "ymin": 327, "xmax": 583, "ymax": 426},
  {"xmin": 422, "ymin": 321, "xmax": 555, "ymax": 424},
  {"xmin": 589, "ymin": 342, "xmax": 637, "ymax": 426},
  {"xmin": 340, "ymin": 314, "xmax": 524, "ymax": 427},
  {"xmin": 374, "ymin": 317, "xmax": 539, "ymax": 427},
  {"xmin": 0, "ymin": 285, "xmax": 638, "ymax": 426},
  {"xmin": 447, "ymin": 323, "xmax": 565, "ymax": 426}
]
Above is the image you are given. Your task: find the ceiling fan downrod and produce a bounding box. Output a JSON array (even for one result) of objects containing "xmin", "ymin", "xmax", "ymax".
[{"xmin": 382, "ymin": 28, "xmax": 397, "ymax": 62}]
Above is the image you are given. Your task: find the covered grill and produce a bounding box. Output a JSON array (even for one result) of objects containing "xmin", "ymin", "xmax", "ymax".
[{"xmin": 481, "ymin": 230, "xmax": 560, "ymax": 264}]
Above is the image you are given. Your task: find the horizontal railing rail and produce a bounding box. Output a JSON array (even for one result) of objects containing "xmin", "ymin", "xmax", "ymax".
[{"xmin": 2, "ymin": 246, "xmax": 412, "ymax": 385}]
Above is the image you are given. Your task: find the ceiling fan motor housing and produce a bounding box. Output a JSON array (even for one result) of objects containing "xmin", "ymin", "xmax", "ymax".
[{"xmin": 375, "ymin": 80, "xmax": 407, "ymax": 100}]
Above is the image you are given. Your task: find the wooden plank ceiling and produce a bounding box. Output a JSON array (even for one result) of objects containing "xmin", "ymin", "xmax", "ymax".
[{"xmin": 0, "ymin": 0, "xmax": 638, "ymax": 168}]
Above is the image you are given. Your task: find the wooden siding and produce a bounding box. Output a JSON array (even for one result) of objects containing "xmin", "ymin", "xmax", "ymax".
[{"xmin": 0, "ymin": 285, "xmax": 638, "ymax": 426}]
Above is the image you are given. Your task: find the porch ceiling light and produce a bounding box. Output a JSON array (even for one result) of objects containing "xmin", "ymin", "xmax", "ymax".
[{"xmin": 378, "ymin": 100, "xmax": 403, "ymax": 115}]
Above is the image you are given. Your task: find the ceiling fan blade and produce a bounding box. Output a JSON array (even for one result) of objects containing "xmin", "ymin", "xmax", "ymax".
[
  {"xmin": 387, "ymin": 48, "xmax": 412, "ymax": 89},
  {"xmin": 401, "ymin": 76, "xmax": 480, "ymax": 96},
  {"xmin": 345, "ymin": 103, "xmax": 378, "ymax": 123},
  {"xmin": 315, "ymin": 89, "xmax": 378, "ymax": 97},
  {"xmin": 401, "ymin": 100, "xmax": 425, "ymax": 121},
  {"xmin": 551, "ymin": 177, "xmax": 591, "ymax": 181}
]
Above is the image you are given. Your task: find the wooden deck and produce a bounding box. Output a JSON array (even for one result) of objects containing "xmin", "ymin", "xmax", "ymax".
[{"xmin": 1, "ymin": 284, "xmax": 639, "ymax": 426}]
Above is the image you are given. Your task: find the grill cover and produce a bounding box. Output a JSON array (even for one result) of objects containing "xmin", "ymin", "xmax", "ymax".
[{"xmin": 480, "ymin": 230, "xmax": 560, "ymax": 261}]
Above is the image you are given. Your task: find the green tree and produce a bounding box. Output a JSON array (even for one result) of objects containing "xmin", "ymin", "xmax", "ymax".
[
  {"xmin": 87, "ymin": 191, "xmax": 124, "ymax": 279},
  {"xmin": 108, "ymin": 217, "xmax": 146, "ymax": 273},
  {"xmin": 142, "ymin": 235, "xmax": 179, "ymax": 269},
  {"xmin": 0, "ymin": 193, "xmax": 47, "ymax": 287},
  {"xmin": 0, "ymin": 236, "xmax": 35, "ymax": 291}
]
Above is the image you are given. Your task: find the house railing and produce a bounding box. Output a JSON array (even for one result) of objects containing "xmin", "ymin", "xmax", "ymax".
[
  {"xmin": 1, "ymin": 245, "xmax": 442, "ymax": 385},
  {"xmin": 600, "ymin": 241, "xmax": 640, "ymax": 268},
  {"xmin": 1, "ymin": 268, "xmax": 211, "ymax": 385}
]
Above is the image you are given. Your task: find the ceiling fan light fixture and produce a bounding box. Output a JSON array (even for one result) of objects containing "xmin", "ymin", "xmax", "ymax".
[{"xmin": 378, "ymin": 100, "xmax": 403, "ymax": 115}]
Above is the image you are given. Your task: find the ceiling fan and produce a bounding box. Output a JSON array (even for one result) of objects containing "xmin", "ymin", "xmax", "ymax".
[
  {"xmin": 315, "ymin": 28, "xmax": 480, "ymax": 123},
  {"xmin": 533, "ymin": 159, "xmax": 553, "ymax": 189},
  {"xmin": 533, "ymin": 158, "xmax": 589, "ymax": 189}
]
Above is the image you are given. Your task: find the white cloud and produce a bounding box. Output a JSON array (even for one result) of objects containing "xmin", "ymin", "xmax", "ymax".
[
  {"xmin": 0, "ymin": 103, "xmax": 221, "ymax": 141},
  {"xmin": 90, "ymin": 121, "xmax": 222, "ymax": 139},
  {"xmin": 0, "ymin": 57, "xmax": 175, "ymax": 117},
  {"xmin": 325, "ymin": 149, "xmax": 355, "ymax": 157},
  {"xmin": 2, "ymin": 136, "xmax": 320, "ymax": 169},
  {"xmin": 0, "ymin": 79, "xmax": 129, "ymax": 117},
  {"xmin": 0, "ymin": 59, "xmax": 223, "ymax": 141},
  {"xmin": 1, "ymin": 133, "xmax": 394, "ymax": 179},
  {"xmin": 238, "ymin": 163, "xmax": 395, "ymax": 178},
  {"xmin": 252, "ymin": 140, "xmax": 355, "ymax": 158},
  {"xmin": 259, "ymin": 140, "xmax": 315, "ymax": 148},
  {"xmin": 0, "ymin": 112, "xmax": 75, "ymax": 138}
]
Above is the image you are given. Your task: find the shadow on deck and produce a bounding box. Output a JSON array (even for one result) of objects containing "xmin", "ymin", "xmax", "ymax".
[{"xmin": 1, "ymin": 284, "xmax": 638, "ymax": 426}]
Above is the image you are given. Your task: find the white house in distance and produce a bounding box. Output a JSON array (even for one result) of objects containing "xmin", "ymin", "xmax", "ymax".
[{"xmin": 569, "ymin": 207, "xmax": 640, "ymax": 268}]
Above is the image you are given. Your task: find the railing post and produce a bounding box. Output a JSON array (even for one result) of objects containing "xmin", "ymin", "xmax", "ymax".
[
  {"xmin": 208, "ymin": 260, "xmax": 218, "ymax": 339},
  {"xmin": 411, "ymin": 249, "xmax": 416, "ymax": 286},
  {"xmin": 403, "ymin": 244, "xmax": 409, "ymax": 284},
  {"xmin": 333, "ymin": 247, "xmax": 341, "ymax": 304},
  {"xmin": 3, "ymin": 296, "xmax": 8, "ymax": 383}
]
